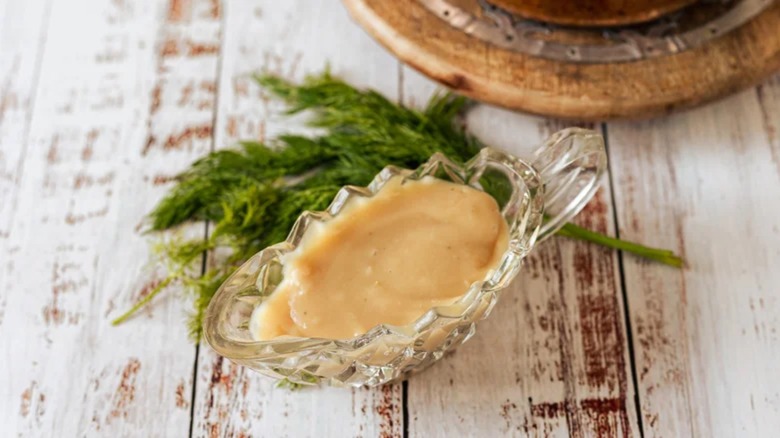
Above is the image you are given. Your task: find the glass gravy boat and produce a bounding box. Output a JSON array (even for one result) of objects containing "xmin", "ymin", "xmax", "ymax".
[{"xmin": 203, "ymin": 128, "xmax": 605, "ymax": 387}]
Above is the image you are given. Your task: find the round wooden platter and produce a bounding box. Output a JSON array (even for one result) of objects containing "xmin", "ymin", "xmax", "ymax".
[{"xmin": 342, "ymin": 0, "xmax": 780, "ymax": 120}]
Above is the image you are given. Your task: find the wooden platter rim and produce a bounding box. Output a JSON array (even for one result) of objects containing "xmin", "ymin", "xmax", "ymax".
[{"xmin": 342, "ymin": 0, "xmax": 780, "ymax": 120}]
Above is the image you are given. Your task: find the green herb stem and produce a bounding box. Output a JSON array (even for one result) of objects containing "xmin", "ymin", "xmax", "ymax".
[
  {"xmin": 111, "ymin": 276, "xmax": 174, "ymax": 326},
  {"xmin": 557, "ymin": 222, "xmax": 684, "ymax": 267}
]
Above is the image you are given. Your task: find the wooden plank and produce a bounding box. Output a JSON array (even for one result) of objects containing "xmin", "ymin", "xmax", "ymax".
[
  {"xmin": 608, "ymin": 77, "xmax": 780, "ymax": 437},
  {"xmin": 402, "ymin": 66, "xmax": 640, "ymax": 437},
  {"xmin": 0, "ymin": 1, "xmax": 51, "ymax": 430},
  {"xmin": 0, "ymin": 0, "xmax": 51, "ymax": 313},
  {"xmin": 190, "ymin": 2, "xmax": 404, "ymax": 437},
  {"xmin": 0, "ymin": 0, "xmax": 222, "ymax": 435}
]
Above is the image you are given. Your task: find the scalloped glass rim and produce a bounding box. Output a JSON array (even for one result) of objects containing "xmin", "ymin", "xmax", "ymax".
[{"xmin": 203, "ymin": 148, "xmax": 543, "ymax": 368}]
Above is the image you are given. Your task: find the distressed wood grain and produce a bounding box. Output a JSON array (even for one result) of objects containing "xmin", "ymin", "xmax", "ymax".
[
  {"xmin": 608, "ymin": 75, "xmax": 780, "ymax": 437},
  {"xmin": 5, "ymin": 0, "xmax": 780, "ymax": 436},
  {"xmin": 401, "ymin": 67, "xmax": 639, "ymax": 437},
  {"xmin": 0, "ymin": 0, "xmax": 221, "ymax": 435},
  {"xmin": 0, "ymin": 1, "xmax": 52, "ymax": 431},
  {"xmin": 190, "ymin": 2, "xmax": 404, "ymax": 437},
  {"xmin": 0, "ymin": 0, "xmax": 51, "ymax": 320}
]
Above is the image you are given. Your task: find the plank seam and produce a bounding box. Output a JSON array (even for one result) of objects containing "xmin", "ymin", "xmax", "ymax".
[
  {"xmin": 601, "ymin": 122, "xmax": 645, "ymax": 438},
  {"xmin": 397, "ymin": 60, "xmax": 405, "ymax": 106},
  {"xmin": 402, "ymin": 380, "xmax": 409, "ymax": 438},
  {"xmin": 397, "ymin": 59, "xmax": 410, "ymax": 438},
  {"xmin": 189, "ymin": 222, "xmax": 210, "ymax": 438},
  {"xmin": 189, "ymin": 2, "xmax": 228, "ymax": 433}
]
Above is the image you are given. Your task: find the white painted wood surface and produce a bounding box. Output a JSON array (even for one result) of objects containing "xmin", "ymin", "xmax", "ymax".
[
  {"xmin": 0, "ymin": 0, "xmax": 214, "ymax": 435},
  {"xmin": 608, "ymin": 79, "xmax": 780, "ymax": 438},
  {"xmin": 1, "ymin": 1, "xmax": 778, "ymax": 437}
]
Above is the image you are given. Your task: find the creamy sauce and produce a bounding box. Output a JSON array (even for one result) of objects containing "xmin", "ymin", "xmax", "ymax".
[{"xmin": 251, "ymin": 176, "xmax": 509, "ymax": 340}]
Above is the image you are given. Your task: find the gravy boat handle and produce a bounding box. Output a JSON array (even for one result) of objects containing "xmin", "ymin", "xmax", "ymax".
[{"xmin": 531, "ymin": 128, "xmax": 607, "ymax": 242}]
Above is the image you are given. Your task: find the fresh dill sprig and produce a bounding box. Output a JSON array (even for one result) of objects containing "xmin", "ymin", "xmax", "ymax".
[{"xmin": 111, "ymin": 71, "xmax": 683, "ymax": 339}]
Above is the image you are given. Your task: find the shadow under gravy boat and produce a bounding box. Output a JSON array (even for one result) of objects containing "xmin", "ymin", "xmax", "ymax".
[{"xmin": 203, "ymin": 128, "xmax": 606, "ymax": 387}]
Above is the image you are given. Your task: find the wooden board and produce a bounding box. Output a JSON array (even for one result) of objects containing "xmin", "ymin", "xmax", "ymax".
[
  {"xmin": 0, "ymin": 0, "xmax": 50, "ymax": 249},
  {"xmin": 607, "ymin": 75, "xmax": 780, "ymax": 437},
  {"xmin": 342, "ymin": 0, "xmax": 780, "ymax": 120},
  {"xmin": 0, "ymin": 0, "xmax": 215, "ymax": 434}
]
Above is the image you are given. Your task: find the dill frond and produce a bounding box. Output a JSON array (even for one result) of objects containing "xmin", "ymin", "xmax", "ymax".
[{"xmin": 113, "ymin": 71, "xmax": 682, "ymax": 340}]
